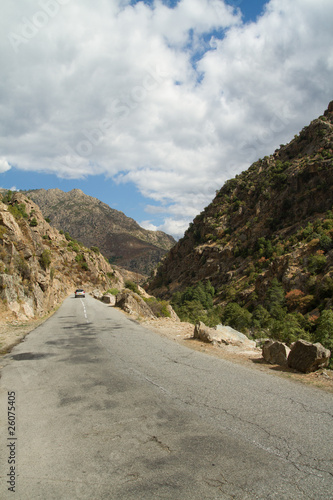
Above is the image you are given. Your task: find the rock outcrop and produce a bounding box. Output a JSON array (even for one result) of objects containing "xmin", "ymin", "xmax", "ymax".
[
  {"xmin": 115, "ymin": 290, "xmax": 156, "ymax": 319},
  {"xmin": 0, "ymin": 192, "xmax": 127, "ymax": 321}
]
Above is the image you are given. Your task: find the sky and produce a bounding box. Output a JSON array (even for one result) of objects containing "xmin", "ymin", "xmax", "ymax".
[{"xmin": 0, "ymin": 0, "xmax": 332, "ymax": 238}]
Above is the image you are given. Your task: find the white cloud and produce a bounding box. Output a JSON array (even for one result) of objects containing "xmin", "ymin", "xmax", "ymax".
[
  {"xmin": 140, "ymin": 220, "xmax": 158, "ymax": 231},
  {"xmin": 0, "ymin": 158, "xmax": 11, "ymax": 173},
  {"xmin": 0, "ymin": 0, "xmax": 332, "ymax": 237}
]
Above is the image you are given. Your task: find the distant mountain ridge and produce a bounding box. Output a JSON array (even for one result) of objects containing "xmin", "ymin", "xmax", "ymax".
[{"xmin": 25, "ymin": 188, "xmax": 175, "ymax": 275}]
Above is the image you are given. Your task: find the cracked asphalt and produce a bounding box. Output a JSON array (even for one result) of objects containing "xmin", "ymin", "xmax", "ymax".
[{"xmin": 0, "ymin": 294, "xmax": 332, "ymax": 499}]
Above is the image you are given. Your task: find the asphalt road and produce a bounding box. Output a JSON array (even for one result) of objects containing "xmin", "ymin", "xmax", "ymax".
[{"xmin": 0, "ymin": 294, "xmax": 332, "ymax": 499}]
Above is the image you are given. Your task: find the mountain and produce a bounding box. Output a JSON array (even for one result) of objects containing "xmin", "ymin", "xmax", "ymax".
[
  {"xmin": 147, "ymin": 102, "xmax": 333, "ymax": 344},
  {"xmin": 0, "ymin": 191, "xmax": 131, "ymax": 323},
  {"xmin": 25, "ymin": 188, "xmax": 176, "ymax": 276}
]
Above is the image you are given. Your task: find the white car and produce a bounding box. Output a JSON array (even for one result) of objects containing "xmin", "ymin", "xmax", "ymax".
[{"xmin": 75, "ymin": 289, "xmax": 85, "ymax": 298}]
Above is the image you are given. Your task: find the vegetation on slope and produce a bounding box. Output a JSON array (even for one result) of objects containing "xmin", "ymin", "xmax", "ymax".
[{"xmin": 148, "ymin": 102, "xmax": 333, "ymax": 360}]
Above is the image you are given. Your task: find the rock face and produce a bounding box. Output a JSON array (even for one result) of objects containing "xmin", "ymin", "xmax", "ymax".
[
  {"xmin": 287, "ymin": 340, "xmax": 331, "ymax": 373},
  {"xmin": 194, "ymin": 321, "xmax": 256, "ymax": 348},
  {"xmin": 116, "ymin": 290, "xmax": 156, "ymax": 319},
  {"xmin": 0, "ymin": 192, "xmax": 127, "ymax": 321},
  {"xmin": 25, "ymin": 188, "xmax": 175, "ymax": 276},
  {"xmin": 262, "ymin": 340, "xmax": 290, "ymax": 366}
]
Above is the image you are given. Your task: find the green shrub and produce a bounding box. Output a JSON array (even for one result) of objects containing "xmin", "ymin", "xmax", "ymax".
[
  {"xmin": 15, "ymin": 255, "xmax": 30, "ymax": 279},
  {"xmin": 40, "ymin": 249, "xmax": 51, "ymax": 270},
  {"xmin": 125, "ymin": 280, "xmax": 140, "ymax": 294},
  {"xmin": 269, "ymin": 313, "xmax": 309, "ymax": 344},
  {"xmin": 68, "ymin": 241, "xmax": 80, "ymax": 253},
  {"xmin": 104, "ymin": 288, "xmax": 119, "ymax": 296},
  {"xmin": 252, "ymin": 305, "xmax": 272, "ymax": 329},
  {"xmin": 319, "ymin": 234, "xmax": 332, "ymax": 251},
  {"xmin": 3, "ymin": 190, "xmax": 14, "ymax": 204},
  {"xmin": 81, "ymin": 262, "xmax": 89, "ymax": 271},
  {"xmin": 29, "ymin": 217, "xmax": 38, "ymax": 227},
  {"xmin": 221, "ymin": 302, "xmax": 252, "ymax": 333},
  {"xmin": 75, "ymin": 253, "xmax": 84, "ymax": 263},
  {"xmin": 314, "ymin": 310, "xmax": 333, "ymax": 366},
  {"xmin": 8, "ymin": 203, "xmax": 28, "ymax": 220},
  {"xmin": 145, "ymin": 297, "xmax": 171, "ymax": 318},
  {"xmin": 308, "ymin": 254, "xmax": 327, "ymax": 274},
  {"xmin": 90, "ymin": 246, "xmax": 100, "ymax": 254},
  {"xmin": 0, "ymin": 226, "xmax": 7, "ymax": 239}
]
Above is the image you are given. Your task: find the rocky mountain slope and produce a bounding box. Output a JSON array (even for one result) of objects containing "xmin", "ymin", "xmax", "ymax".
[
  {"xmin": 147, "ymin": 102, "xmax": 333, "ymax": 347},
  {"xmin": 25, "ymin": 188, "xmax": 175, "ymax": 276},
  {"xmin": 0, "ymin": 191, "xmax": 130, "ymax": 323}
]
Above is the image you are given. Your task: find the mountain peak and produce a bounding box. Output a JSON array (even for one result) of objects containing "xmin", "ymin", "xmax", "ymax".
[
  {"xmin": 26, "ymin": 188, "xmax": 175, "ymax": 275},
  {"xmin": 148, "ymin": 102, "xmax": 333, "ymax": 320}
]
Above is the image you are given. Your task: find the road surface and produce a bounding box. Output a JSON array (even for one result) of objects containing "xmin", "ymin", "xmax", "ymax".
[{"xmin": 0, "ymin": 294, "xmax": 332, "ymax": 499}]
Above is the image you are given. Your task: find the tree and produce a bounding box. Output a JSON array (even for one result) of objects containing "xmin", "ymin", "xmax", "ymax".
[
  {"xmin": 315, "ymin": 310, "xmax": 333, "ymax": 354},
  {"xmin": 252, "ymin": 305, "xmax": 272, "ymax": 329},
  {"xmin": 266, "ymin": 278, "xmax": 285, "ymax": 316},
  {"xmin": 221, "ymin": 303, "xmax": 252, "ymax": 333}
]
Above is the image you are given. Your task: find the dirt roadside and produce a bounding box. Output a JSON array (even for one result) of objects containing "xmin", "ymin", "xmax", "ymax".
[
  {"xmin": 1, "ymin": 307, "xmax": 332, "ymax": 393},
  {"xmin": 139, "ymin": 316, "xmax": 333, "ymax": 394}
]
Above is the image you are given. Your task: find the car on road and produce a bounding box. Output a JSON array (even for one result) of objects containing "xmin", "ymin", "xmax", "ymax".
[{"xmin": 75, "ymin": 289, "xmax": 85, "ymax": 298}]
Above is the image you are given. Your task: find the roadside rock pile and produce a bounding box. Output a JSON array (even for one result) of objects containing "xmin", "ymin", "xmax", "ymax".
[{"xmin": 262, "ymin": 338, "xmax": 331, "ymax": 373}]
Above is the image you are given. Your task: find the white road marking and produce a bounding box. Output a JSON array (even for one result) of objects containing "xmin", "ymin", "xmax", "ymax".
[{"xmin": 80, "ymin": 298, "xmax": 89, "ymax": 323}]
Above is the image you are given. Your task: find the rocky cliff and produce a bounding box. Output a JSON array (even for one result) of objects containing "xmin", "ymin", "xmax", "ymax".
[
  {"xmin": 148, "ymin": 102, "xmax": 333, "ymax": 327},
  {"xmin": 25, "ymin": 188, "xmax": 176, "ymax": 276},
  {"xmin": 0, "ymin": 192, "xmax": 128, "ymax": 322}
]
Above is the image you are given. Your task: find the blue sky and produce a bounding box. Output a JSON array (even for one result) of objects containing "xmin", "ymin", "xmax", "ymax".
[{"xmin": 1, "ymin": 0, "xmax": 332, "ymax": 237}]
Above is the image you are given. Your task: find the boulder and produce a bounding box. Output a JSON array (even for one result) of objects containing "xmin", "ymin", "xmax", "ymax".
[
  {"xmin": 262, "ymin": 340, "xmax": 290, "ymax": 366},
  {"xmin": 92, "ymin": 289, "xmax": 103, "ymax": 300},
  {"xmin": 166, "ymin": 304, "xmax": 180, "ymax": 322},
  {"xmin": 287, "ymin": 340, "xmax": 331, "ymax": 373},
  {"xmin": 194, "ymin": 322, "xmax": 256, "ymax": 348},
  {"xmin": 116, "ymin": 291, "xmax": 155, "ymax": 319},
  {"xmin": 102, "ymin": 293, "xmax": 116, "ymax": 306}
]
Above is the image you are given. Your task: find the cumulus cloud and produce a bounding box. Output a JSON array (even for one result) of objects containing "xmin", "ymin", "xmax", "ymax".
[
  {"xmin": 1, "ymin": 0, "xmax": 332, "ymax": 237},
  {"xmin": 0, "ymin": 158, "xmax": 11, "ymax": 173}
]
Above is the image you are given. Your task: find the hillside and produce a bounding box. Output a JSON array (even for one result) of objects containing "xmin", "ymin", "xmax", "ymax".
[
  {"xmin": 0, "ymin": 191, "xmax": 129, "ymax": 324},
  {"xmin": 147, "ymin": 102, "xmax": 333, "ymax": 348},
  {"xmin": 25, "ymin": 188, "xmax": 176, "ymax": 276}
]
